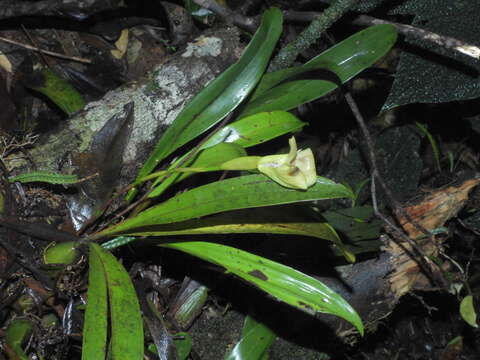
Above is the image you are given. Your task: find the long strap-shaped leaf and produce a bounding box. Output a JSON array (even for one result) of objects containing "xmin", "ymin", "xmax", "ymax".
[
  {"xmin": 238, "ymin": 24, "xmax": 397, "ymax": 118},
  {"xmin": 83, "ymin": 244, "xmax": 144, "ymax": 360},
  {"xmin": 94, "ymin": 174, "xmax": 353, "ymax": 238},
  {"xmin": 133, "ymin": 8, "xmax": 283, "ymax": 186},
  {"xmin": 82, "ymin": 244, "xmax": 108, "ymax": 360},
  {"xmin": 101, "ymin": 209, "xmax": 355, "ymax": 262},
  {"xmin": 161, "ymin": 241, "xmax": 364, "ymax": 335}
]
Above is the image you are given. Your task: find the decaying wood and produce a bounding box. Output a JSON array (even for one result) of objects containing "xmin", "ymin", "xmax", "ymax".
[
  {"xmin": 316, "ymin": 175, "xmax": 480, "ymax": 339},
  {"xmin": 6, "ymin": 27, "xmax": 242, "ymax": 187}
]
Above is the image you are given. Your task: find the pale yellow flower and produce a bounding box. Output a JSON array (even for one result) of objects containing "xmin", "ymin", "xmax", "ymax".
[{"xmin": 257, "ymin": 137, "xmax": 317, "ymax": 190}]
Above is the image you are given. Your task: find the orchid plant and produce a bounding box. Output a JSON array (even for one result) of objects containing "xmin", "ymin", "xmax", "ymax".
[{"xmin": 38, "ymin": 8, "xmax": 397, "ymax": 359}]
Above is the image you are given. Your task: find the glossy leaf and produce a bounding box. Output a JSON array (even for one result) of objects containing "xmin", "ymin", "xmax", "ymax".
[
  {"xmin": 82, "ymin": 244, "xmax": 108, "ymax": 360},
  {"xmin": 95, "ymin": 175, "xmax": 353, "ymax": 238},
  {"xmin": 115, "ymin": 208, "xmax": 354, "ymax": 262},
  {"xmin": 203, "ymin": 111, "xmax": 306, "ymax": 149},
  {"xmin": 89, "ymin": 244, "xmax": 144, "ymax": 360},
  {"xmin": 149, "ymin": 111, "xmax": 305, "ymax": 198},
  {"xmin": 225, "ymin": 316, "xmax": 275, "ymax": 360},
  {"xmin": 161, "ymin": 241, "xmax": 364, "ymax": 335},
  {"xmin": 132, "ymin": 8, "xmax": 283, "ymax": 189},
  {"xmin": 238, "ymin": 24, "xmax": 397, "ymax": 117}
]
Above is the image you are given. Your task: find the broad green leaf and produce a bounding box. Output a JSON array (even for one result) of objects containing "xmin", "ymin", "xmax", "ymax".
[
  {"xmin": 116, "ymin": 208, "xmax": 354, "ymax": 262},
  {"xmin": 43, "ymin": 241, "xmax": 80, "ymax": 265},
  {"xmin": 82, "ymin": 244, "xmax": 108, "ymax": 360},
  {"xmin": 460, "ymin": 295, "xmax": 478, "ymax": 328},
  {"xmin": 225, "ymin": 316, "xmax": 275, "ymax": 360},
  {"xmin": 27, "ymin": 68, "xmax": 85, "ymax": 115},
  {"xmin": 5, "ymin": 318, "xmax": 33, "ymax": 360},
  {"xmin": 90, "ymin": 244, "xmax": 144, "ymax": 360},
  {"xmin": 161, "ymin": 241, "xmax": 364, "ymax": 335},
  {"xmin": 132, "ymin": 8, "xmax": 283, "ymax": 189},
  {"xmin": 203, "ymin": 111, "xmax": 306, "ymax": 149},
  {"xmin": 150, "ymin": 111, "xmax": 305, "ymax": 198},
  {"xmin": 238, "ymin": 24, "xmax": 397, "ymax": 118},
  {"xmin": 95, "ymin": 175, "xmax": 353, "ymax": 238}
]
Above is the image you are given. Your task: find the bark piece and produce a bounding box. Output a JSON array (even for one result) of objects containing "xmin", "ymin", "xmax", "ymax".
[
  {"xmin": 317, "ymin": 175, "xmax": 480, "ymax": 339},
  {"xmin": 7, "ymin": 27, "xmax": 241, "ymax": 189}
]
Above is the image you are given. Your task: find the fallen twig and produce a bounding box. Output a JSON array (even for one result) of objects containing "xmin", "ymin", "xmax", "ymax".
[
  {"xmin": 0, "ymin": 36, "xmax": 92, "ymax": 64},
  {"xmin": 353, "ymin": 15, "xmax": 480, "ymax": 60},
  {"xmin": 343, "ymin": 90, "xmax": 448, "ymax": 289}
]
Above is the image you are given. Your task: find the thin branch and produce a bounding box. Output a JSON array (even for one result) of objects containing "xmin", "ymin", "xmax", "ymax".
[
  {"xmin": 344, "ymin": 91, "xmax": 448, "ymax": 288},
  {"xmin": 353, "ymin": 15, "xmax": 480, "ymax": 60},
  {"xmin": 0, "ymin": 36, "xmax": 92, "ymax": 64},
  {"xmin": 21, "ymin": 25, "xmax": 49, "ymax": 67},
  {"xmin": 284, "ymin": 11, "xmax": 480, "ymax": 59}
]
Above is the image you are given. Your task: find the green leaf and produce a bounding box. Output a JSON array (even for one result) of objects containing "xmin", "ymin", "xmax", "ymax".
[
  {"xmin": 203, "ymin": 111, "xmax": 306, "ymax": 149},
  {"xmin": 321, "ymin": 206, "xmax": 382, "ymax": 255},
  {"xmin": 161, "ymin": 241, "xmax": 364, "ymax": 335},
  {"xmin": 43, "ymin": 241, "xmax": 80, "ymax": 265},
  {"xmin": 101, "ymin": 236, "xmax": 137, "ymax": 250},
  {"xmin": 225, "ymin": 316, "xmax": 276, "ymax": 360},
  {"xmin": 9, "ymin": 171, "xmax": 79, "ymax": 184},
  {"xmin": 415, "ymin": 122, "xmax": 441, "ymax": 172},
  {"xmin": 174, "ymin": 332, "xmax": 193, "ymax": 360},
  {"xmin": 239, "ymin": 24, "xmax": 397, "ymax": 117},
  {"xmin": 82, "ymin": 244, "xmax": 108, "ymax": 360},
  {"xmin": 132, "ymin": 8, "xmax": 283, "ymax": 187},
  {"xmin": 460, "ymin": 295, "xmax": 478, "ymax": 328},
  {"xmin": 88, "ymin": 244, "xmax": 144, "ymax": 360},
  {"xmin": 5, "ymin": 318, "xmax": 33, "ymax": 360},
  {"xmin": 116, "ymin": 207, "xmax": 354, "ymax": 263},
  {"xmin": 150, "ymin": 111, "xmax": 305, "ymax": 198},
  {"xmin": 27, "ymin": 68, "xmax": 85, "ymax": 115},
  {"xmin": 95, "ymin": 175, "xmax": 353, "ymax": 238}
]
